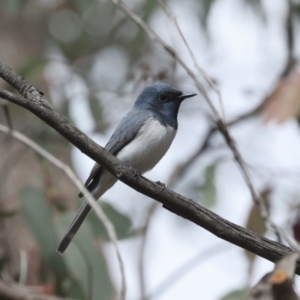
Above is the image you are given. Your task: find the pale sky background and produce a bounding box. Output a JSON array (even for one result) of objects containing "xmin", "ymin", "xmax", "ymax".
[{"xmin": 45, "ymin": 0, "xmax": 300, "ymax": 299}]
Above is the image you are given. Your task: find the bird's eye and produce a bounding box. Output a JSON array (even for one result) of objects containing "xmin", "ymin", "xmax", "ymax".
[{"xmin": 160, "ymin": 95, "xmax": 169, "ymax": 102}]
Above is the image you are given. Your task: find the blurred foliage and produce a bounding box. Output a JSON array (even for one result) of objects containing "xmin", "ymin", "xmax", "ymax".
[
  {"xmin": 0, "ymin": 256, "xmax": 9, "ymax": 274},
  {"xmin": 201, "ymin": 164, "xmax": 217, "ymax": 208},
  {"xmin": 19, "ymin": 187, "xmax": 129, "ymax": 299},
  {"xmin": 20, "ymin": 187, "xmax": 72, "ymax": 295},
  {"xmin": 87, "ymin": 201, "xmax": 132, "ymax": 240},
  {"xmin": 244, "ymin": 188, "xmax": 270, "ymax": 281},
  {"xmin": 263, "ymin": 71, "xmax": 300, "ymax": 124},
  {"xmin": 131, "ymin": 0, "xmax": 158, "ymax": 57},
  {"xmin": 87, "ymin": 94, "xmax": 108, "ymax": 132},
  {"xmin": 18, "ymin": 57, "xmax": 47, "ymax": 83},
  {"xmin": 56, "ymin": 212, "xmax": 114, "ymax": 299},
  {"xmin": 4, "ymin": 0, "xmax": 28, "ymax": 16},
  {"xmin": 0, "ymin": 210, "xmax": 18, "ymax": 219},
  {"xmin": 220, "ymin": 288, "xmax": 249, "ymax": 300},
  {"xmin": 1, "ymin": 0, "xmax": 300, "ymax": 299},
  {"xmin": 199, "ymin": 0, "xmax": 216, "ymax": 27},
  {"xmin": 188, "ymin": 163, "xmax": 217, "ymax": 208}
]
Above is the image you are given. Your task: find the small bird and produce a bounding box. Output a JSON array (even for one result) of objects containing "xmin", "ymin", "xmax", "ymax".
[{"xmin": 57, "ymin": 83, "xmax": 196, "ymax": 253}]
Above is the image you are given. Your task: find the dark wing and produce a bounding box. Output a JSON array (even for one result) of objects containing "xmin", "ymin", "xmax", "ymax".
[
  {"xmin": 59, "ymin": 109, "xmax": 153, "ymax": 253},
  {"xmin": 78, "ymin": 108, "xmax": 152, "ymax": 197}
]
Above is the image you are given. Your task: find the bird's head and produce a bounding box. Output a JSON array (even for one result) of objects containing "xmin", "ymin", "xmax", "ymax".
[{"xmin": 134, "ymin": 83, "xmax": 196, "ymax": 123}]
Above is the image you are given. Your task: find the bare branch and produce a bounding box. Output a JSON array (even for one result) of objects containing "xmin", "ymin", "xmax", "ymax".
[
  {"xmin": 0, "ymin": 62, "xmax": 300, "ymax": 278},
  {"xmin": 0, "ymin": 124, "xmax": 126, "ymax": 300},
  {"xmin": 157, "ymin": 0, "xmax": 226, "ymax": 120},
  {"xmin": 105, "ymin": 0, "xmax": 298, "ymax": 251}
]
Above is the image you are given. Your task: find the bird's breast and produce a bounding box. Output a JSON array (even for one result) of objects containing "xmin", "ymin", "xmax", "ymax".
[{"xmin": 116, "ymin": 118, "xmax": 177, "ymax": 174}]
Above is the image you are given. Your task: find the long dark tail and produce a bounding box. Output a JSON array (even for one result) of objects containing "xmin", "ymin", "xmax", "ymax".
[{"xmin": 57, "ymin": 201, "xmax": 91, "ymax": 254}]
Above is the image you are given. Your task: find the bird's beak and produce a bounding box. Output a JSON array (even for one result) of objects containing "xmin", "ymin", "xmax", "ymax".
[{"xmin": 176, "ymin": 92, "xmax": 197, "ymax": 101}]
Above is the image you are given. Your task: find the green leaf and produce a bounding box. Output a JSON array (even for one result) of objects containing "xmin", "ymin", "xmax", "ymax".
[
  {"xmin": 243, "ymin": 0, "xmax": 265, "ymax": 21},
  {"xmin": 199, "ymin": 0, "xmax": 216, "ymax": 28},
  {"xmin": 18, "ymin": 58, "xmax": 47, "ymax": 82},
  {"xmin": 0, "ymin": 210, "xmax": 18, "ymax": 219},
  {"xmin": 56, "ymin": 212, "xmax": 115, "ymax": 300},
  {"xmin": 220, "ymin": 288, "xmax": 249, "ymax": 300},
  {"xmin": 0, "ymin": 256, "xmax": 9, "ymax": 273},
  {"xmin": 131, "ymin": 0, "xmax": 158, "ymax": 57},
  {"xmin": 4, "ymin": 0, "xmax": 28, "ymax": 16},
  {"xmin": 20, "ymin": 187, "xmax": 69, "ymax": 293},
  {"xmin": 244, "ymin": 188, "xmax": 271, "ymax": 278},
  {"xmin": 75, "ymin": 0, "xmax": 95, "ymax": 12},
  {"xmin": 87, "ymin": 201, "xmax": 132, "ymax": 240},
  {"xmin": 87, "ymin": 95, "xmax": 107, "ymax": 132},
  {"xmin": 20, "ymin": 187, "xmax": 67, "ymax": 266},
  {"xmin": 201, "ymin": 164, "xmax": 217, "ymax": 208}
]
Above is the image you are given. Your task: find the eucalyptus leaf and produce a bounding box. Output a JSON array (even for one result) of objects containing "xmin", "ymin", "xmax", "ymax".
[
  {"xmin": 244, "ymin": 188, "xmax": 270, "ymax": 279},
  {"xmin": 243, "ymin": 0, "xmax": 265, "ymax": 21},
  {"xmin": 131, "ymin": 0, "xmax": 158, "ymax": 56},
  {"xmin": 0, "ymin": 256, "xmax": 9, "ymax": 274},
  {"xmin": 201, "ymin": 164, "xmax": 217, "ymax": 208},
  {"xmin": 87, "ymin": 95, "xmax": 107, "ymax": 132},
  {"xmin": 20, "ymin": 187, "xmax": 76, "ymax": 295},
  {"xmin": 4, "ymin": 0, "xmax": 28, "ymax": 16},
  {"xmin": 56, "ymin": 212, "xmax": 115, "ymax": 300},
  {"xmin": 199, "ymin": 0, "xmax": 216, "ymax": 27},
  {"xmin": 87, "ymin": 201, "xmax": 132, "ymax": 240},
  {"xmin": 0, "ymin": 210, "xmax": 18, "ymax": 219},
  {"xmin": 19, "ymin": 58, "xmax": 47, "ymax": 82},
  {"xmin": 220, "ymin": 288, "xmax": 249, "ymax": 300}
]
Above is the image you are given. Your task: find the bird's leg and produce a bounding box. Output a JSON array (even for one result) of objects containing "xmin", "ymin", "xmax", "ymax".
[
  {"xmin": 125, "ymin": 163, "xmax": 141, "ymax": 177},
  {"xmin": 156, "ymin": 181, "xmax": 166, "ymax": 190}
]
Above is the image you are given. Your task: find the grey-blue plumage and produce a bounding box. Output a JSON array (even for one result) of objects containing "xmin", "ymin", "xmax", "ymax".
[{"xmin": 57, "ymin": 83, "xmax": 196, "ymax": 253}]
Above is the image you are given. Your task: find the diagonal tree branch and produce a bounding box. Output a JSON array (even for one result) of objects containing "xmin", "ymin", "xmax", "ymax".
[
  {"xmin": 106, "ymin": 0, "xmax": 299, "ymax": 251},
  {"xmin": 0, "ymin": 62, "xmax": 299, "ymax": 274}
]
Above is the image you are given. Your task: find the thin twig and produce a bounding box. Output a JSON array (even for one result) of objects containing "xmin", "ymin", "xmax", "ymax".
[
  {"xmin": 168, "ymin": 102, "xmax": 263, "ymax": 188},
  {"xmin": 106, "ymin": 0, "xmax": 300, "ymax": 250},
  {"xmin": 157, "ymin": 0, "xmax": 226, "ymax": 120},
  {"xmin": 19, "ymin": 250, "xmax": 27, "ymax": 285},
  {"xmin": 0, "ymin": 100, "xmax": 13, "ymax": 129},
  {"xmin": 1, "ymin": 65, "xmax": 300, "ymax": 277},
  {"xmin": 107, "ymin": 0, "xmax": 219, "ymax": 117},
  {"xmin": 0, "ymin": 124, "xmax": 126, "ymax": 300}
]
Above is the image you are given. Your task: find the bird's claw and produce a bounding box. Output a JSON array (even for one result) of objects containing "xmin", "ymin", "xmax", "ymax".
[
  {"xmin": 126, "ymin": 163, "xmax": 141, "ymax": 177},
  {"xmin": 156, "ymin": 181, "xmax": 165, "ymax": 190}
]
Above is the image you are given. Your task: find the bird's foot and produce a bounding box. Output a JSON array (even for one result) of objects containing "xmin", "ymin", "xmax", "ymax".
[
  {"xmin": 156, "ymin": 181, "xmax": 166, "ymax": 190},
  {"xmin": 126, "ymin": 163, "xmax": 141, "ymax": 177}
]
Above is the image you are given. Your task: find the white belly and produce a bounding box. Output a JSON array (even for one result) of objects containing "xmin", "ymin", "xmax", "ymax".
[
  {"xmin": 116, "ymin": 118, "xmax": 176, "ymax": 173},
  {"xmin": 92, "ymin": 118, "xmax": 176, "ymax": 199}
]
